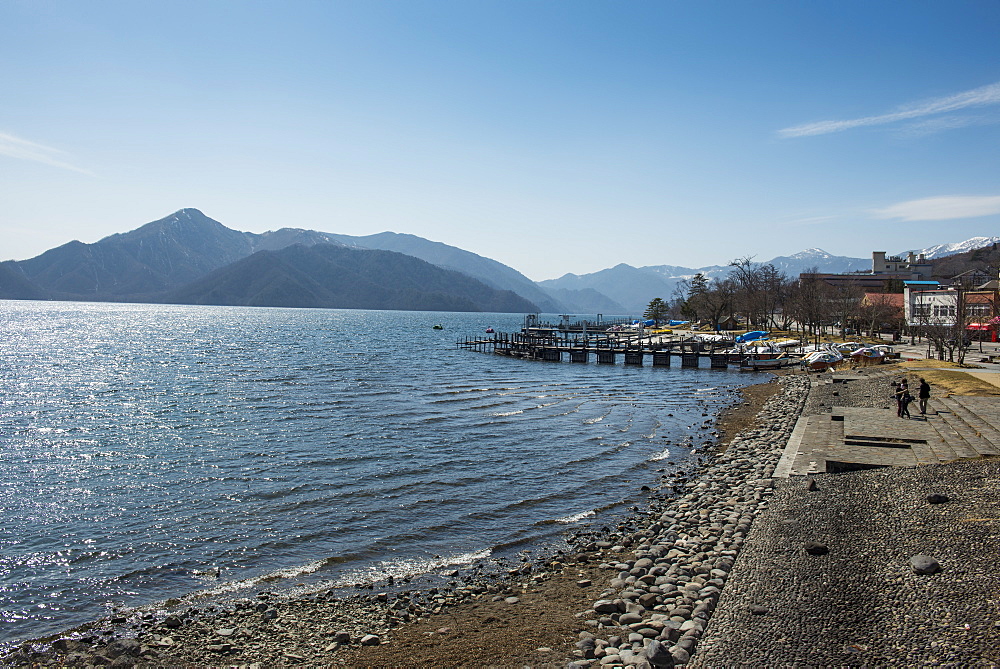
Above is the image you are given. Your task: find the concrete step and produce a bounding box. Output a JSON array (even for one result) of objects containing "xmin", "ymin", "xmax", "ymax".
[
  {"xmin": 921, "ymin": 429, "xmax": 960, "ymax": 463},
  {"xmin": 936, "ymin": 396, "xmax": 1000, "ymax": 456},
  {"xmin": 928, "ymin": 399, "xmax": 989, "ymax": 459},
  {"xmin": 787, "ymin": 412, "xmax": 843, "ymax": 475}
]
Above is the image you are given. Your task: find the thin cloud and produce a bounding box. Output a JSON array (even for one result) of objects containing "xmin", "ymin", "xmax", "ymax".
[
  {"xmin": 871, "ymin": 195, "xmax": 1000, "ymax": 221},
  {"xmin": 898, "ymin": 114, "xmax": 988, "ymax": 137},
  {"xmin": 0, "ymin": 131, "xmax": 93, "ymax": 175},
  {"xmin": 778, "ymin": 81, "xmax": 1000, "ymax": 138},
  {"xmin": 780, "ymin": 214, "xmax": 838, "ymax": 227}
]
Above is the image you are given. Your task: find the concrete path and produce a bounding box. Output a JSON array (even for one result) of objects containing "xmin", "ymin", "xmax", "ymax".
[{"xmin": 775, "ymin": 368, "xmax": 1000, "ymax": 476}]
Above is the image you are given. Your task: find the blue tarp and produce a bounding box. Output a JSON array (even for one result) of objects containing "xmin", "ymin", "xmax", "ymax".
[{"xmin": 736, "ymin": 331, "xmax": 769, "ymax": 343}]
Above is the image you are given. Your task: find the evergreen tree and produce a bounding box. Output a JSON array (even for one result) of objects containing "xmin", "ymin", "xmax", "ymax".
[
  {"xmin": 689, "ymin": 272, "xmax": 709, "ymax": 296},
  {"xmin": 644, "ymin": 297, "xmax": 669, "ymax": 323}
]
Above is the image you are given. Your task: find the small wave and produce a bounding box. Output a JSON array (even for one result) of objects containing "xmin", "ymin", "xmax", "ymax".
[
  {"xmin": 177, "ymin": 558, "xmax": 336, "ymax": 599},
  {"xmin": 492, "ymin": 410, "xmax": 523, "ymax": 417},
  {"xmin": 331, "ymin": 548, "xmax": 492, "ymax": 587},
  {"xmin": 472, "ymin": 401, "xmax": 516, "ymax": 410},
  {"xmin": 555, "ymin": 509, "xmax": 595, "ymax": 524},
  {"xmin": 583, "ymin": 415, "xmax": 604, "ymax": 425},
  {"xmin": 426, "ymin": 387, "xmax": 492, "ymax": 397},
  {"xmin": 649, "ymin": 446, "xmax": 671, "ymax": 461}
]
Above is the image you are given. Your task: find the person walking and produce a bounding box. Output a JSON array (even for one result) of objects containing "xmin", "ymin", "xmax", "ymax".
[
  {"xmin": 918, "ymin": 378, "xmax": 931, "ymax": 415},
  {"xmin": 901, "ymin": 386, "xmax": 913, "ymax": 418},
  {"xmin": 895, "ymin": 379, "xmax": 909, "ymax": 417}
]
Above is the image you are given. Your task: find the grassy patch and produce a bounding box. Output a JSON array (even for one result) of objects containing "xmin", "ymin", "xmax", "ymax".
[{"xmin": 896, "ymin": 359, "xmax": 1000, "ymax": 396}]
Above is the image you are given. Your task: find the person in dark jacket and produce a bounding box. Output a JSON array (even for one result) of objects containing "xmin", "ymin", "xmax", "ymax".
[
  {"xmin": 901, "ymin": 387, "xmax": 913, "ymax": 418},
  {"xmin": 918, "ymin": 378, "xmax": 931, "ymax": 415},
  {"xmin": 895, "ymin": 379, "xmax": 909, "ymax": 417}
]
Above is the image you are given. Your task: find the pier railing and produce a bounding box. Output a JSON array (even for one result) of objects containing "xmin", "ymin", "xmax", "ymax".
[{"xmin": 457, "ymin": 330, "xmax": 732, "ymax": 368}]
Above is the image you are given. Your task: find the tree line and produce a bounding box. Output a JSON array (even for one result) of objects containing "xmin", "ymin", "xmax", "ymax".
[
  {"xmin": 642, "ymin": 251, "xmax": 999, "ymax": 362},
  {"xmin": 643, "ymin": 257, "xmax": 906, "ymax": 341}
]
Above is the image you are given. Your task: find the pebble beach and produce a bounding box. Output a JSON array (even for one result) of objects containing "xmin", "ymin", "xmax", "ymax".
[{"xmin": 8, "ymin": 366, "xmax": 1000, "ymax": 667}]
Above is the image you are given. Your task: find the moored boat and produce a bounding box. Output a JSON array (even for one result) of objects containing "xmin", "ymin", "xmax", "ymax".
[
  {"xmin": 802, "ymin": 345, "xmax": 845, "ymax": 371},
  {"xmin": 739, "ymin": 353, "xmax": 795, "ymax": 371}
]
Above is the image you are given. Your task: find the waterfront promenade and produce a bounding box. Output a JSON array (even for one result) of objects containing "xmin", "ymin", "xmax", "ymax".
[{"xmin": 694, "ymin": 363, "xmax": 1000, "ymax": 666}]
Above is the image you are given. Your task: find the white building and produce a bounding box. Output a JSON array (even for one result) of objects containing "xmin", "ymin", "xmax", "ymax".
[
  {"xmin": 904, "ymin": 281, "xmax": 951, "ymax": 326},
  {"xmin": 905, "ymin": 281, "xmax": 997, "ymax": 340},
  {"xmin": 872, "ymin": 251, "xmax": 933, "ymax": 279}
]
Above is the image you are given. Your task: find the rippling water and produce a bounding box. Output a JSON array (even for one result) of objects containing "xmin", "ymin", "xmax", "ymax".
[{"xmin": 0, "ymin": 301, "xmax": 760, "ymax": 645}]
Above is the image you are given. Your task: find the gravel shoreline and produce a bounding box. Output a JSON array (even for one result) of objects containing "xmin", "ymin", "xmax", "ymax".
[
  {"xmin": 694, "ymin": 368, "xmax": 1000, "ymax": 666},
  {"xmin": 561, "ymin": 373, "xmax": 809, "ymax": 667},
  {"xmin": 7, "ymin": 373, "xmax": 807, "ymax": 667}
]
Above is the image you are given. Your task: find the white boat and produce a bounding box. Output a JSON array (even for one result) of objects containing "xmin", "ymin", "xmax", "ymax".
[{"xmin": 739, "ymin": 353, "xmax": 795, "ymax": 370}]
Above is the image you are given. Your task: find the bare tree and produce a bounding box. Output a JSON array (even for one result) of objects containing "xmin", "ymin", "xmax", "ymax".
[
  {"xmin": 787, "ymin": 268, "xmax": 826, "ymax": 342},
  {"xmin": 827, "ymin": 281, "xmax": 864, "ymax": 338},
  {"xmin": 728, "ymin": 257, "xmax": 790, "ymax": 329},
  {"xmin": 912, "ymin": 289, "xmax": 965, "ymax": 362},
  {"xmin": 858, "ymin": 292, "xmax": 903, "ymax": 338}
]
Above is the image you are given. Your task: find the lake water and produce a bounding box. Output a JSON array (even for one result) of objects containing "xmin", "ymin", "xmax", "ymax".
[{"xmin": 0, "ymin": 301, "xmax": 760, "ymax": 646}]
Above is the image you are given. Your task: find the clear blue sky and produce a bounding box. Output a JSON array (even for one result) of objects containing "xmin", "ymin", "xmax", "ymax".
[{"xmin": 2, "ymin": 0, "xmax": 999, "ymax": 280}]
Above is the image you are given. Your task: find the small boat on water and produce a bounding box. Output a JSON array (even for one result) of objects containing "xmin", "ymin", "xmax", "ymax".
[
  {"xmin": 432, "ymin": 324, "xmax": 444, "ymax": 330},
  {"xmin": 485, "ymin": 327, "xmax": 495, "ymax": 333}
]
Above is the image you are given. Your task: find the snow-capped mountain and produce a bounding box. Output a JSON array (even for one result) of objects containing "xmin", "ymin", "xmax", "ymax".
[
  {"xmin": 539, "ymin": 248, "xmax": 870, "ymax": 313},
  {"xmin": 900, "ymin": 236, "xmax": 1000, "ymax": 259},
  {"xmin": 764, "ymin": 248, "xmax": 869, "ymax": 275}
]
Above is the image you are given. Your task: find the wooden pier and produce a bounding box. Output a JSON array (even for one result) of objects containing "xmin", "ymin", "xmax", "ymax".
[{"xmin": 458, "ymin": 330, "xmax": 734, "ymax": 368}]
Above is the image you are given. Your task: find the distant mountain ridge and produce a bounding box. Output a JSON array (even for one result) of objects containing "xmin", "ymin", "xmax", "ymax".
[
  {"xmin": 317, "ymin": 231, "xmax": 562, "ymax": 313},
  {"xmin": 1, "ymin": 208, "xmax": 994, "ymax": 316},
  {"xmin": 164, "ymin": 243, "xmax": 538, "ymax": 313},
  {"xmin": 0, "ymin": 209, "xmax": 540, "ymax": 313},
  {"xmin": 899, "ymin": 236, "xmax": 1000, "ymax": 260},
  {"xmin": 540, "ymin": 248, "xmax": 872, "ymax": 313}
]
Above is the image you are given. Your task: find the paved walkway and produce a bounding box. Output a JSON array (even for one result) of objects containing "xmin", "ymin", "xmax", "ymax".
[
  {"xmin": 882, "ymin": 336, "xmax": 1000, "ymax": 373},
  {"xmin": 775, "ymin": 369, "xmax": 1000, "ymax": 476},
  {"xmin": 695, "ymin": 363, "xmax": 1000, "ymax": 666}
]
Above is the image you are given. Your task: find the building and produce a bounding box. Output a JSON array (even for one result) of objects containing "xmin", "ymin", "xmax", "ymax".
[
  {"xmin": 800, "ymin": 251, "xmax": 933, "ymax": 289},
  {"xmin": 871, "ymin": 251, "xmax": 932, "ymax": 279},
  {"xmin": 904, "ymin": 281, "xmax": 998, "ymax": 341}
]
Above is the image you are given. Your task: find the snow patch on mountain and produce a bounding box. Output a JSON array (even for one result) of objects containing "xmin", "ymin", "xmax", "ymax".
[
  {"xmin": 899, "ymin": 236, "xmax": 1000, "ymax": 259},
  {"xmin": 788, "ymin": 248, "xmax": 834, "ymax": 260}
]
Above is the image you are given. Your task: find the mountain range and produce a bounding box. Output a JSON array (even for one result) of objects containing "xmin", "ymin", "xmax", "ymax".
[
  {"xmin": 537, "ymin": 249, "xmax": 872, "ymax": 313},
  {"xmin": 0, "ymin": 209, "xmax": 538, "ymax": 313},
  {"xmin": 1, "ymin": 208, "xmax": 994, "ymax": 314},
  {"xmin": 900, "ymin": 236, "xmax": 1000, "ymax": 260}
]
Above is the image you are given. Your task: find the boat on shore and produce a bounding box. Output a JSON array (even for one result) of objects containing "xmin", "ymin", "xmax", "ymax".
[
  {"xmin": 801, "ymin": 345, "xmax": 845, "ymax": 372},
  {"xmin": 725, "ymin": 342, "xmax": 784, "ymax": 364},
  {"xmin": 739, "ymin": 353, "xmax": 796, "ymax": 371}
]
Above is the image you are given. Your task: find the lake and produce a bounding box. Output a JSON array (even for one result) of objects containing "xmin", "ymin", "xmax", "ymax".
[{"xmin": 0, "ymin": 301, "xmax": 760, "ymax": 646}]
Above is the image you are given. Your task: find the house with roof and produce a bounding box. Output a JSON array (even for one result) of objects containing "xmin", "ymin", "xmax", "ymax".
[{"xmin": 904, "ymin": 280, "xmax": 999, "ymax": 341}]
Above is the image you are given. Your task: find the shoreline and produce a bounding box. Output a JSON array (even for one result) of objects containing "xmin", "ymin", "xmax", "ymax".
[{"xmin": 7, "ymin": 371, "xmax": 796, "ymax": 666}]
